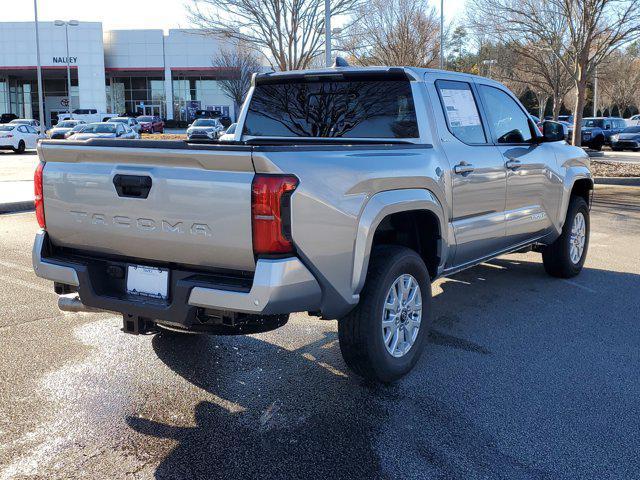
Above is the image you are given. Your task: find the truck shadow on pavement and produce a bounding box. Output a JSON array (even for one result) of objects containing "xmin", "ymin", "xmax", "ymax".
[{"xmin": 126, "ymin": 256, "xmax": 637, "ymax": 480}]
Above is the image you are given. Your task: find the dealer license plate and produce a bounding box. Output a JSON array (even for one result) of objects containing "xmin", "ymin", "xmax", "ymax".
[{"xmin": 126, "ymin": 265, "xmax": 169, "ymax": 300}]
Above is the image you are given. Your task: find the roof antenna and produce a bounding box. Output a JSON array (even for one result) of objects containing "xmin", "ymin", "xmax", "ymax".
[{"xmin": 332, "ymin": 56, "xmax": 350, "ymax": 68}]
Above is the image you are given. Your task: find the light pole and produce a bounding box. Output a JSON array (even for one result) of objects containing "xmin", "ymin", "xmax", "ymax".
[
  {"xmin": 54, "ymin": 20, "xmax": 79, "ymax": 118},
  {"xmin": 325, "ymin": 0, "xmax": 331, "ymax": 67},
  {"xmin": 33, "ymin": 0, "xmax": 45, "ymax": 126},
  {"xmin": 593, "ymin": 67, "xmax": 598, "ymax": 117},
  {"xmin": 439, "ymin": 0, "xmax": 444, "ymax": 69}
]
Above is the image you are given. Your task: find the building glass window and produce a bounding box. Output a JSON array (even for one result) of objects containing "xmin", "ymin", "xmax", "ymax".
[
  {"xmin": 107, "ymin": 76, "xmax": 165, "ymax": 118},
  {"xmin": 172, "ymin": 76, "xmax": 233, "ymax": 122}
]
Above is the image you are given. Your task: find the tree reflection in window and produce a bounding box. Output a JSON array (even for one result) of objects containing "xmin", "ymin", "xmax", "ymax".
[{"xmin": 244, "ymin": 80, "xmax": 419, "ymax": 138}]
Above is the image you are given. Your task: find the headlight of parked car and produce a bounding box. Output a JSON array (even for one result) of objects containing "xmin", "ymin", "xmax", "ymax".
[{"xmin": 611, "ymin": 134, "xmax": 619, "ymax": 142}]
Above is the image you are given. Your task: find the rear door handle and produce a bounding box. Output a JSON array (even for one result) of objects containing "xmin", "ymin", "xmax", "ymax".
[
  {"xmin": 505, "ymin": 159, "xmax": 521, "ymax": 170},
  {"xmin": 454, "ymin": 163, "xmax": 475, "ymax": 175}
]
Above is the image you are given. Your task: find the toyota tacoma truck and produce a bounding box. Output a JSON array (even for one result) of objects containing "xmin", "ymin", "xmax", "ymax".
[{"xmin": 32, "ymin": 65, "xmax": 593, "ymax": 382}]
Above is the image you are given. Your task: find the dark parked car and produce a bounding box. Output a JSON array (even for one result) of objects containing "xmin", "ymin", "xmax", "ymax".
[
  {"xmin": 611, "ymin": 126, "xmax": 640, "ymax": 151},
  {"xmin": 136, "ymin": 115, "xmax": 164, "ymax": 134},
  {"xmin": 558, "ymin": 115, "xmax": 574, "ymax": 124},
  {"xmin": 1, "ymin": 113, "xmax": 18, "ymax": 124},
  {"xmin": 580, "ymin": 117, "xmax": 626, "ymax": 150}
]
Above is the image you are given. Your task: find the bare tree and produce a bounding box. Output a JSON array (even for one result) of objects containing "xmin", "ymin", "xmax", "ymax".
[
  {"xmin": 340, "ymin": 0, "xmax": 441, "ymax": 67},
  {"xmin": 467, "ymin": 0, "xmax": 640, "ymax": 145},
  {"xmin": 213, "ymin": 49, "xmax": 262, "ymax": 119},
  {"xmin": 188, "ymin": 0, "xmax": 361, "ymax": 71},
  {"xmin": 598, "ymin": 48, "xmax": 640, "ymax": 116}
]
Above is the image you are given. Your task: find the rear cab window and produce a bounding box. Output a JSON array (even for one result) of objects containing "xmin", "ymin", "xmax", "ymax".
[
  {"xmin": 435, "ymin": 80, "xmax": 486, "ymax": 144},
  {"xmin": 243, "ymin": 77, "xmax": 419, "ymax": 139}
]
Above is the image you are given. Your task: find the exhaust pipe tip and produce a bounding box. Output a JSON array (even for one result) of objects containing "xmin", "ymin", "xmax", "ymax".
[{"xmin": 57, "ymin": 294, "xmax": 104, "ymax": 313}]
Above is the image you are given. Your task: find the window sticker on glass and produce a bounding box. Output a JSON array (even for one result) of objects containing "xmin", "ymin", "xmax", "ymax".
[{"xmin": 441, "ymin": 88, "xmax": 482, "ymax": 128}]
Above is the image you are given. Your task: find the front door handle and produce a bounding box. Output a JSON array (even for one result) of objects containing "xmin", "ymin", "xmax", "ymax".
[
  {"xmin": 454, "ymin": 163, "xmax": 475, "ymax": 175},
  {"xmin": 505, "ymin": 159, "xmax": 521, "ymax": 170}
]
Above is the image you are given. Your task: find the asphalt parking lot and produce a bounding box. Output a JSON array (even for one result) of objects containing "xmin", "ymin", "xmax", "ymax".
[{"xmin": 0, "ymin": 185, "xmax": 638, "ymax": 479}]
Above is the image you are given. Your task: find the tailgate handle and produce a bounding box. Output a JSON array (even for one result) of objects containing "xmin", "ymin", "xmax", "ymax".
[{"xmin": 113, "ymin": 174, "xmax": 152, "ymax": 199}]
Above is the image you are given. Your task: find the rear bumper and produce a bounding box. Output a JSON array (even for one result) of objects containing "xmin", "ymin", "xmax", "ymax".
[{"xmin": 32, "ymin": 231, "xmax": 321, "ymax": 324}]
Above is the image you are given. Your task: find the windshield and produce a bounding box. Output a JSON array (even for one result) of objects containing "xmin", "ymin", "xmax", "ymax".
[
  {"xmin": 226, "ymin": 123, "xmax": 237, "ymax": 134},
  {"xmin": 244, "ymin": 79, "xmax": 419, "ymax": 138},
  {"xmin": 9, "ymin": 120, "xmax": 28, "ymax": 124},
  {"xmin": 57, "ymin": 121, "xmax": 78, "ymax": 128},
  {"xmin": 623, "ymin": 126, "xmax": 640, "ymax": 133},
  {"xmin": 0, "ymin": 125, "xmax": 15, "ymax": 131},
  {"xmin": 193, "ymin": 119, "xmax": 217, "ymax": 126},
  {"xmin": 110, "ymin": 118, "xmax": 127, "ymax": 123},
  {"xmin": 582, "ymin": 119, "xmax": 604, "ymax": 128},
  {"xmin": 82, "ymin": 124, "xmax": 116, "ymax": 133},
  {"xmin": 137, "ymin": 116, "xmax": 153, "ymax": 122},
  {"xmin": 71, "ymin": 125, "xmax": 86, "ymax": 132}
]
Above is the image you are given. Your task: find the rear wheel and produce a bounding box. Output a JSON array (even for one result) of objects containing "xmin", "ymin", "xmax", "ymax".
[
  {"xmin": 13, "ymin": 140, "xmax": 25, "ymax": 154},
  {"xmin": 542, "ymin": 196, "xmax": 589, "ymax": 278},
  {"xmin": 338, "ymin": 245, "xmax": 432, "ymax": 383}
]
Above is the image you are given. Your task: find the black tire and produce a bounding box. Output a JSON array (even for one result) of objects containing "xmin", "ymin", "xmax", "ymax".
[
  {"xmin": 13, "ymin": 140, "xmax": 25, "ymax": 154},
  {"xmin": 542, "ymin": 196, "xmax": 590, "ymax": 278},
  {"xmin": 611, "ymin": 147, "xmax": 622, "ymax": 152},
  {"xmin": 591, "ymin": 140, "xmax": 603, "ymax": 151},
  {"xmin": 338, "ymin": 245, "xmax": 432, "ymax": 383}
]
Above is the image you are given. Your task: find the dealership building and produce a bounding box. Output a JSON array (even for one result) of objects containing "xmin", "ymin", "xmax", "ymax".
[{"xmin": 0, "ymin": 22, "xmax": 238, "ymax": 126}]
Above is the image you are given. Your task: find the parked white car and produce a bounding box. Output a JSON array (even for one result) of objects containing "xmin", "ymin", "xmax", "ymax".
[
  {"xmin": 626, "ymin": 114, "xmax": 640, "ymax": 127},
  {"xmin": 9, "ymin": 118, "xmax": 43, "ymax": 134},
  {"xmin": 0, "ymin": 124, "xmax": 45, "ymax": 153},
  {"xmin": 186, "ymin": 118, "xmax": 225, "ymax": 140},
  {"xmin": 108, "ymin": 117, "xmax": 141, "ymax": 134},
  {"xmin": 67, "ymin": 122, "xmax": 138, "ymax": 140},
  {"xmin": 218, "ymin": 123, "xmax": 237, "ymax": 142},
  {"xmin": 57, "ymin": 109, "xmax": 117, "ymax": 124}
]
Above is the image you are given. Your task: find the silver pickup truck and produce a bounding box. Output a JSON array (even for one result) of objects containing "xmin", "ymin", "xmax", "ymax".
[{"xmin": 33, "ymin": 66, "xmax": 592, "ymax": 382}]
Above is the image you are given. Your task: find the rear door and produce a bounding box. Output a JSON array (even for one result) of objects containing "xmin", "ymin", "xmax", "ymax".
[
  {"xmin": 432, "ymin": 78, "xmax": 508, "ymax": 267},
  {"xmin": 476, "ymin": 83, "xmax": 557, "ymax": 246},
  {"xmin": 40, "ymin": 142, "xmax": 257, "ymax": 271}
]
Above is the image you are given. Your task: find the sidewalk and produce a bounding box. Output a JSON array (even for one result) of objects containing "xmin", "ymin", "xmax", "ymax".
[{"xmin": 0, "ymin": 180, "xmax": 34, "ymax": 213}]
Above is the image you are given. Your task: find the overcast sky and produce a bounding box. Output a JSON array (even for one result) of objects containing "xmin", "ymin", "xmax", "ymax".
[{"xmin": 4, "ymin": 0, "xmax": 465, "ymax": 32}]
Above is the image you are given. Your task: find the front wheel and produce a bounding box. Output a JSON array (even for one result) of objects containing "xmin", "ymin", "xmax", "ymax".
[
  {"xmin": 338, "ymin": 245, "xmax": 432, "ymax": 383},
  {"xmin": 542, "ymin": 196, "xmax": 590, "ymax": 278}
]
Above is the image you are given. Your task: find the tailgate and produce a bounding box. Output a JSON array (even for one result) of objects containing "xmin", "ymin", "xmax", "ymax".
[{"xmin": 39, "ymin": 141, "xmax": 256, "ymax": 271}]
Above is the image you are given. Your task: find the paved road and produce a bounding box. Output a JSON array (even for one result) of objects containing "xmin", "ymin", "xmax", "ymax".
[{"xmin": 0, "ymin": 186, "xmax": 639, "ymax": 480}]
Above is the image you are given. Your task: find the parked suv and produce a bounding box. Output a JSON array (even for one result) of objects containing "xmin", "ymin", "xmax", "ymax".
[
  {"xmin": 137, "ymin": 115, "xmax": 164, "ymax": 134},
  {"xmin": 580, "ymin": 117, "xmax": 626, "ymax": 150},
  {"xmin": 33, "ymin": 65, "xmax": 592, "ymax": 382}
]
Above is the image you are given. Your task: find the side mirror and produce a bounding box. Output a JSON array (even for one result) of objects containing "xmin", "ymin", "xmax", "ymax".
[{"xmin": 541, "ymin": 121, "xmax": 566, "ymax": 142}]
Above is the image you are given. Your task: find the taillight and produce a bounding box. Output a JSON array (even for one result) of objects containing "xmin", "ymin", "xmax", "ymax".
[
  {"xmin": 34, "ymin": 162, "xmax": 46, "ymax": 229},
  {"xmin": 251, "ymin": 174, "xmax": 298, "ymax": 254}
]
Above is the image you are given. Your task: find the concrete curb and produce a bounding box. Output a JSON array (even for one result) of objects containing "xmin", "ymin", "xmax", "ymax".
[
  {"xmin": 595, "ymin": 177, "xmax": 640, "ymax": 186},
  {"xmin": 0, "ymin": 201, "xmax": 34, "ymax": 214}
]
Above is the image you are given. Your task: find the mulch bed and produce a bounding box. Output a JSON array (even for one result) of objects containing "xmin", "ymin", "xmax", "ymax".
[{"xmin": 591, "ymin": 160, "xmax": 640, "ymax": 178}]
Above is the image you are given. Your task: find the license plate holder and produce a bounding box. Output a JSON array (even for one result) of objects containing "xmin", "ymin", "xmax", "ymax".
[{"xmin": 126, "ymin": 265, "xmax": 169, "ymax": 300}]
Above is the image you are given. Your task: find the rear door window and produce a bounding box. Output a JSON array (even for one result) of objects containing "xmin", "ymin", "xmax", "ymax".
[
  {"xmin": 244, "ymin": 79, "xmax": 419, "ymax": 138},
  {"xmin": 478, "ymin": 85, "xmax": 533, "ymax": 144},
  {"xmin": 435, "ymin": 80, "xmax": 486, "ymax": 144}
]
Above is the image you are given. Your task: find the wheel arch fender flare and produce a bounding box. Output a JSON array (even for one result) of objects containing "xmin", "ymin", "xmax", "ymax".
[
  {"xmin": 351, "ymin": 188, "xmax": 447, "ymax": 296},
  {"xmin": 557, "ymin": 168, "xmax": 593, "ymax": 233}
]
